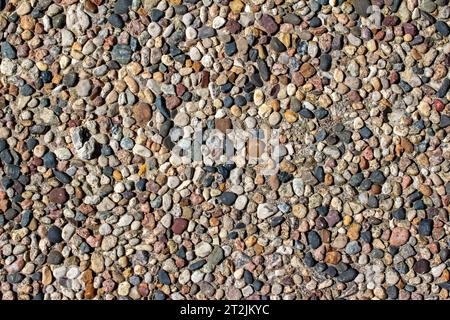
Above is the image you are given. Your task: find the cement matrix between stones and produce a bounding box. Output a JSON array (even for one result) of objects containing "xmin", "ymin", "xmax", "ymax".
[{"xmin": 0, "ymin": 0, "xmax": 450, "ymax": 300}]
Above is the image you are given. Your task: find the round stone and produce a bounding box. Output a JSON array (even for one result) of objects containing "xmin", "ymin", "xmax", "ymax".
[
  {"xmin": 48, "ymin": 226, "xmax": 63, "ymax": 244},
  {"xmin": 47, "ymin": 250, "xmax": 64, "ymax": 265}
]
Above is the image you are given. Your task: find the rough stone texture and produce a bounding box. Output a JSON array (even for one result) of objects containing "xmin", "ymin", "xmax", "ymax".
[{"xmin": 0, "ymin": 0, "xmax": 449, "ymax": 302}]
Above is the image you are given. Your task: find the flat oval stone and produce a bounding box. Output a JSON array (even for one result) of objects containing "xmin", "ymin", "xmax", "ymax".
[{"xmin": 390, "ymin": 227, "xmax": 410, "ymax": 247}]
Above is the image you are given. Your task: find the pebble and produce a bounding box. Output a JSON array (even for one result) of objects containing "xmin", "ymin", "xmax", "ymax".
[
  {"xmin": 158, "ymin": 269, "xmax": 171, "ymax": 285},
  {"xmin": 114, "ymin": 0, "xmax": 131, "ymax": 15},
  {"xmin": 47, "ymin": 250, "xmax": 64, "ymax": 265},
  {"xmin": 195, "ymin": 242, "xmax": 213, "ymax": 258},
  {"xmin": 390, "ymin": 227, "xmax": 410, "ymax": 247},
  {"xmin": 319, "ymin": 54, "xmax": 332, "ymax": 71},
  {"xmin": 1, "ymin": 42, "xmax": 17, "ymax": 59},
  {"xmin": 76, "ymin": 80, "xmax": 92, "ymax": 97},
  {"xmin": 308, "ymin": 231, "xmax": 321, "ymax": 249},
  {"xmin": 418, "ymin": 219, "xmax": 433, "ymax": 236},
  {"xmin": 0, "ymin": 0, "xmax": 447, "ymax": 302},
  {"xmin": 48, "ymin": 188, "xmax": 68, "ymax": 204},
  {"xmin": 47, "ymin": 226, "xmax": 63, "ymax": 244},
  {"xmin": 435, "ymin": 21, "xmax": 450, "ymax": 37},
  {"xmin": 112, "ymin": 44, "xmax": 133, "ymax": 65},
  {"xmin": 207, "ymin": 246, "xmax": 224, "ymax": 267},
  {"xmin": 414, "ymin": 259, "xmax": 430, "ymax": 274},
  {"xmin": 336, "ymin": 268, "xmax": 358, "ymax": 283},
  {"xmin": 257, "ymin": 204, "xmax": 277, "ymax": 220},
  {"xmin": 219, "ymin": 192, "xmax": 238, "ymax": 206}
]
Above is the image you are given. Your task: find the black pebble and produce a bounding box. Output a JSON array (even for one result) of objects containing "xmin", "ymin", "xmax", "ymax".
[
  {"xmin": 413, "ymin": 199, "xmax": 426, "ymax": 210},
  {"xmin": 0, "ymin": 149, "xmax": 13, "ymax": 164},
  {"xmin": 48, "ymin": 226, "xmax": 63, "ymax": 244},
  {"xmin": 43, "ymin": 152, "xmax": 56, "ymax": 168},
  {"xmin": 313, "ymin": 166, "xmax": 325, "ymax": 182},
  {"xmin": 437, "ymin": 78, "xmax": 449, "ymax": 98},
  {"xmin": 435, "ymin": 21, "xmax": 450, "ymax": 37},
  {"xmin": 270, "ymin": 37, "xmax": 287, "ymax": 52},
  {"xmin": 7, "ymin": 273, "xmax": 24, "ymax": 284},
  {"xmin": 1, "ymin": 41, "xmax": 17, "ymax": 59},
  {"xmin": 309, "ymin": 16, "xmax": 322, "ymax": 27},
  {"xmin": 108, "ymin": 14, "xmax": 124, "ymax": 28},
  {"xmin": 361, "ymin": 230, "xmax": 372, "ymax": 243},
  {"xmin": 314, "ymin": 108, "xmax": 329, "ymax": 119},
  {"xmin": 418, "ymin": 219, "xmax": 433, "ymax": 236},
  {"xmin": 62, "ymin": 73, "xmax": 79, "ymax": 87},
  {"xmin": 154, "ymin": 290, "xmax": 165, "ymax": 300},
  {"xmin": 176, "ymin": 246, "xmax": 186, "ymax": 259},
  {"xmin": 319, "ymin": 54, "xmax": 332, "ymax": 71},
  {"xmin": 308, "ymin": 230, "xmax": 321, "ymax": 249},
  {"xmin": 326, "ymin": 266, "xmax": 338, "ymax": 277},
  {"xmin": 316, "ymin": 206, "xmax": 328, "ymax": 216},
  {"xmin": 359, "ymin": 126, "xmax": 373, "ymax": 139},
  {"xmin": 52, "ymin": 14, "xmax": 66, "ymax": 28},
  {"xmin": 235, "ymin": 95, "xmax": 247, "ymax": 106},
  {"xmin": 20, "ymin": 210, "xmax": 33, "ymax": 227},
  {"xmin": 359, "ymin": 179, "xmax": 372, "ymax": 191},
  {"xmin": 5, "ymin": 208, "xmax": 18, "ymax": 220},
  {"xmin": 278, "ymin": 171, "xmax": 293, "ymax": 183},
  {"xmin": 114, "ymin": 0, "xmax": 132, "ymax": 14},
  {"xmin": 408, "ymin": 190, "xmax": 423, "ymax": 203},
  {"xmin": 349, "ymin": 173, "xmax": 364, "ymax": 187},
  {"xmin": 218, "ymin": 192, "xmax": 237, "ymax": 206},
  {"xmin": 299, "ymin": 108, "xmax": 315, "ymax": 119},
  {"xmin": 243, "ymin": 270, "xmax": 254, "ymax": 284},
  {"xmin": 271, "ymin": 216, "xmax": 284, "ymax": 227},
  {"xmin": 304, "ymin": 252, "xmax": 316, "ymax": 267},
  {"xmin": 367, "ymin": 195, "xmax": 379, "ymax": 208},
  {"xmin": 54, "ymin": 170, "xmax": 72, "ymax": 184},
  {"xmin": 150, "ymin": 9, "xmax": 165, "ymax": 22},
  {"xmin": 369, "ymin": 170, "xmax": 386, "ymax": 184},
  {"xmin": 386, "ymin": 285, "xmax": 399, "ymax": 299},
  {"xmin": 20, "ymin": 84, "xmax": 34, "ymax": 96},
  {"xmin": 224, "ymin": 41, "xmax": 237, "ymax": 56},
  {"xmin": 252, "ymin": 280, "xmax": 263, "ymax": 291},
  {"xmin": 440, "ymin": 248, "xmax": 449, "ymax": 262},
  {"xmin": 315, "ymin": 262, "xmax": 327, "ymax": 273},
  {"xmin": 440, "ymin": 115, "xmax": 450, "ymax": 128},
  {"xmin": 189, "ymin": 260, "xmax": 206, "ymax": 271},
  {"xmin": 257, "ymin": 59, "xmax": 270, "ymax": 81}
]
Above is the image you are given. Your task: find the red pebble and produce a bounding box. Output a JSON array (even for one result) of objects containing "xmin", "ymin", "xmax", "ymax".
[
  {"xmin": 401, "ymin": 176, "xmax": 412, "ymax": 188},
  {"xmin": 390, "ymin": 71, "xmax": 399, "ymax": 84},
  {"xmin": 433, "ymin": 99, "xmax": 445, "ymax": 112}
]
